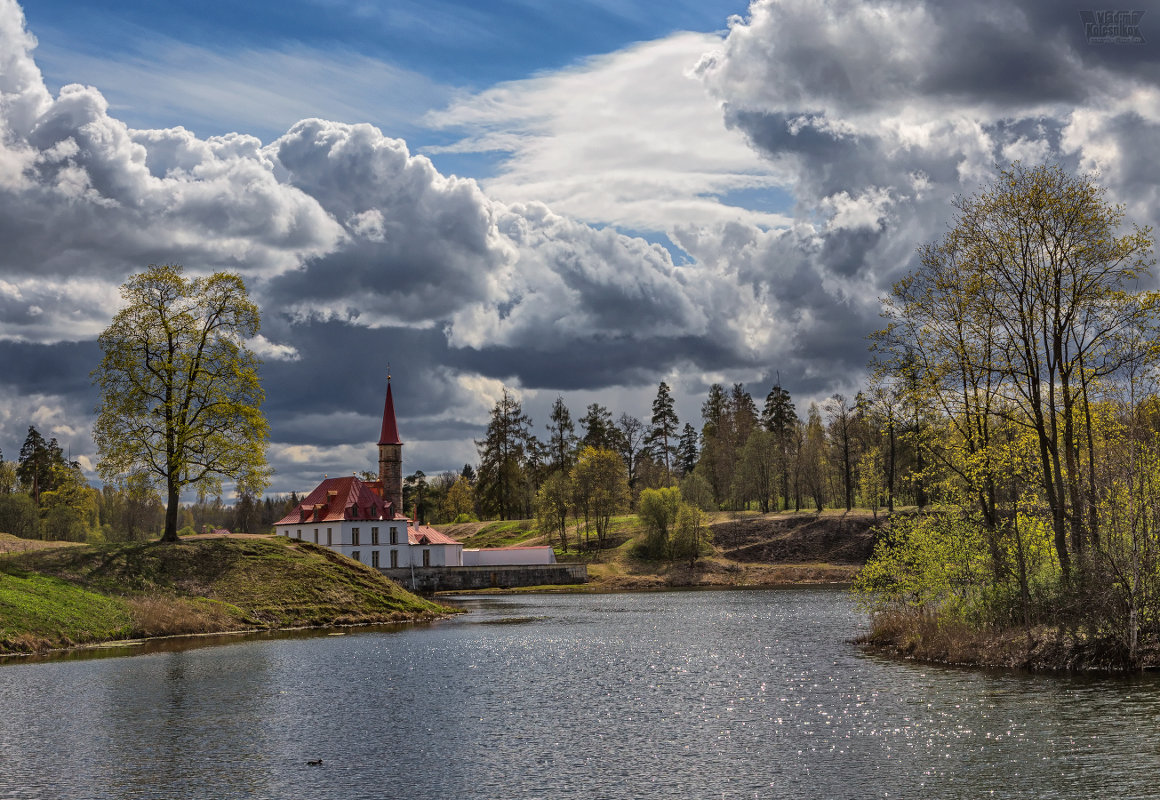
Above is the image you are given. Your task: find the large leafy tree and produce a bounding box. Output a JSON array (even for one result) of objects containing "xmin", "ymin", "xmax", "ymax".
[
  {"xmin": 535, "ymin": 469, "xmax": 572, "ymax": 552},
  {"xmin": 93, "ymin": 264, "xmax": 270, "ymax": 543},
  {"xmin": 638, "ymin": 485, "xmax": 680, "ymax": 558},
  {"xmin": 571, "ymin": 446, "xmax": 628, "ymax": 550}
]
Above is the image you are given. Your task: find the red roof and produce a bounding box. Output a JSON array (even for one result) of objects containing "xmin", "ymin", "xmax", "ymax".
[
  {"xmin": 274, "ymin": 476, "xmax": 394, "ymax": 526},
  {"xmin": 409, "ymin": 524, "xmax": 461, "ymax": 546},
  {"xmin": 378, "ymin": 380, "xmax": 402, "ymax": 445}
]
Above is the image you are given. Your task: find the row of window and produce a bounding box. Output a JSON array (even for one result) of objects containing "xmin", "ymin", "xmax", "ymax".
[
  {"xmin": 284, "ymin": 528, "xmax": 434, "ymax": 568},
  {"xmin": 291, "ymin": 526, "xmax": 401, "ymax": 546},
  {"xmin": 347, "ymin": 550, "xmax": 430, "ymax": 567}
]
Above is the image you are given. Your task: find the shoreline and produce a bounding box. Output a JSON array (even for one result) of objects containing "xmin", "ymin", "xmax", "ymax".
[
  {"xmin": 857, "ymin": 612, "xmax": 1160, "ymax": 674},
  {"xmin": 0, "ymin": 615, "xmax": 452, "ymax": 664}
]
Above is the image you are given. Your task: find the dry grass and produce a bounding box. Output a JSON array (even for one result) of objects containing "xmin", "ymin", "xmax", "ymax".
[
  {"xmin": 858, "ymin": 608, "xmax": 1160, "ymax": 671},
  {"xmin": 0, "ymin": 533, "xmax": 83, "ymax": 555},
  {"xmin": 126, "ymin": 594, "xmax": 246, "ymax": 638}
]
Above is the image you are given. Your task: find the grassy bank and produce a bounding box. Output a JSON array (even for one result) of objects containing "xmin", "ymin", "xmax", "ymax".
[{"xmin": 0, "ymin": 534, "xmax": 449, "ymax": 656}]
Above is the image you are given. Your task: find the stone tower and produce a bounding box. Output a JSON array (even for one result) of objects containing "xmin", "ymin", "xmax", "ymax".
[{"xmin": 377, "ymin": 376, "xmax": 404, "ymax": 516}]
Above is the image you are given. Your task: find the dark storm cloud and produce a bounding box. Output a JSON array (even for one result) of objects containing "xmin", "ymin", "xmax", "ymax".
[
  {"xmin": 446, "ymin": 334, "xmax": 739, "ymax": 392},
  {"xmin": 0, "ymin": 340, "xmax": 99, "ymax": 396},
  {"xmin": 687, "ymin": 0, "xmax": 1160, "ymax": 407}
]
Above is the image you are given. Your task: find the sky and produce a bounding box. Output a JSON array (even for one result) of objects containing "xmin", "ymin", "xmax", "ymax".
[{"xmin": 2, "ymin": 0, "xmax": 1160, "ymax": 497}]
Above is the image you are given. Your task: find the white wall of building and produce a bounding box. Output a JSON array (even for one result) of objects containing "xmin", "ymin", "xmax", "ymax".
[
  {"xmin": 275, "ymin": 521, "xmax": 464, "ymax": 568},
  {"xmin": 462, "ymin": 547, "xmax": 555, "ymax": 566}
]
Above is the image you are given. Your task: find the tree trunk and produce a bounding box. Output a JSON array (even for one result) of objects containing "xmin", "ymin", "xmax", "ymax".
[{"xmin": 162, "ymin": 482, "xmax": 180, "ymax": 542}]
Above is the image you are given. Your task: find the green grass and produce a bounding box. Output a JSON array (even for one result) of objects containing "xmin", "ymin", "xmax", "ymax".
[
  {"xmin": 0, "ymin": 571, "xmax": 134, "ymax": 652},
  {"xmin": 454, "ymin": 519, "xmax": 543, "ymax": 549},
  {"xmin": 0, "ymin": 536, "xmax": 450, "ymax": 655}
]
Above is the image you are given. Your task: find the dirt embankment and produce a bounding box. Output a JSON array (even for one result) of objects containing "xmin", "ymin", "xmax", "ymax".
[
  {"xmin": 579, "ymin": 511, "xmax": 884, "ymax": 592},
  {"xmin": 711, "ymin": 512, "xmax": 880, "ymax": 565}
]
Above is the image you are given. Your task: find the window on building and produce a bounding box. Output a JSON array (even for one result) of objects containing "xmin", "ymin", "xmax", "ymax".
[
  {"xmin": 352, "ymin": 528, "xmax": 360, "ymax": 546},
  {"xmin": 390, "ymin": 527, "xmax": 398, "ymax": 545},
  {"xmin": 296, "ymin": 529, "xmax": 301, "ymax": 539},
  {"xmin": 372, "ymin": 551, "xmax": 380, "ymax": 568},
  {"xmin": 352, "ymin": 551, "xmax": 360, "ymax": 563},
  {"xmin": 371, "ymin": 527, "xmax": 379, "ymax": 545},
  {"xmin": 314, "ymin": 529, "xmax": 319, "ymax": 544},
  {"xmin": 327, "ymin": 528, "xmax": 332, "ymax": 546},
  {"xmin": 390, "ymin": 549, "xmax": 398, "ymax": 568},
  {"xmin": 423, "ymin": 549, "xmax": 431, "ymax": 567}
]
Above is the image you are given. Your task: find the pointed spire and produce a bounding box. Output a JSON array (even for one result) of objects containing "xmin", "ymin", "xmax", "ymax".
[{"xmin": 378, "ymin": 374, "xmax": 402, "ymax": 445}]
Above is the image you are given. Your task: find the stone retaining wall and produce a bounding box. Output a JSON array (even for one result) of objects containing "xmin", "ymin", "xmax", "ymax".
[{"xmin": 380, "ymin": 563, "xmax": 588, "ymax": 593}]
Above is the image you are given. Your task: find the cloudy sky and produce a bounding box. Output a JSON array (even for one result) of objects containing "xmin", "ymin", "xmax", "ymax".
[{"xmin": 3, "ymin": 0, "xmax": 1159, "ymax": 496}]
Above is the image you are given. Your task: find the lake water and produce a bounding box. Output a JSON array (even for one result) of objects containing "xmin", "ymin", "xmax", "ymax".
[{"xmin": 2, "ymin": 588, "xmax": 1159, "ymax": 799}]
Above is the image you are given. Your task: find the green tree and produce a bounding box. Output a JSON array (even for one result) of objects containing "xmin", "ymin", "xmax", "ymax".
[
  {"xmin": 879, "ymin": 163, "xmax": 1157, "ymax": 578},
  {"xmin": 441, "ymin": 475, "xmax": 477, "ymax": 522},
  {"xmin": 535, "ymin": 469, "xmax": 572, "ymax": 552},
  {"xmin": 404, "ymin": 470, "xmax": 428, "ymax": 522},
  {"xmin": 649, "ymin": 381, "xmax": 680, "ymax": 477},
  {"xmin": 0, "ymin": 493, "xmax": 37, "ymax": 538},
  {"xmin": 734, "ymin": 428, "xmax": 777, "ymax": 512},
  {"xmin": 616, "ymin": 413, "xmax": 650, "ymax": 499},
  {"xmin": 17, "ymin": 426, "xmax": 67, "ymax": 506},
  {"xmin": 571, "ymin": 446, "xmax": 628, "ymax": 551},
  {"xmin": 546, "ymin": 396, "xmax": 579, "ymax": 472},
  {"xmin": 671, "ymin": 502, "xmax": 709, "ymax": 567},
  {"xmin": 579, "ymin": 403, "xmax": 619, "ymax": 451},
  {"xmin": 93, "ymin": 264, "xmax": 270, "ymax": 543},
  {"xmin": 762, "ymin": 383, "xmax": 799, "ymax": 510},
  {"xmin": 99, "ymin": 475, "xmax": 164, "ymax": 542},
  {"xmin": 825, "ymin": 393, "xmax": 856, "ymax": 511},
  {"xmin": 0, "ymin": 459, "xmax": 17, "ymax": 494},
  {"xmin": 638, "ymin": 486, "xmax": 680, "ymax": 558},
  {"xmin": 40, "ymin": 461, "xmax": 99, "ymax": 542},
  {"xmin": 677, "ymin": 422, "xmax": 699, "ymax": 477},
  {"xmin": 858, "ymin": 447, "xmax": 884, "ymax": 519},
  {"xmin": 679, "ymin": 469, "xmax": 715, "ymax": 511},
  {"xmin": 801, "ymin": 403, "xmax": 828, "ymax": 512},
  {"xmin": 475, "ymin": 388, "xmax": 535, "ymax": 520}
]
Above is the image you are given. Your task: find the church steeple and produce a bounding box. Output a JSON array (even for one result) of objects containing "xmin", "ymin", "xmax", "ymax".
[
  {"xmin": 378, "ymin": 375, "xmax": 402, "ymax": 446},
  {"xmin": 377, "ymin": 372, "xmax": 404, "ymax": 515}
]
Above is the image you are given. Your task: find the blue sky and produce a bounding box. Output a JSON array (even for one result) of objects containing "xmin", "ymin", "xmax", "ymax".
[
  {"xmin": 25, "ymin": 0, "xmax": 747, "ymax": 163},
  {"xmin": 2, "ymin": 0, "xmax": 1158, "ymax": 495}
]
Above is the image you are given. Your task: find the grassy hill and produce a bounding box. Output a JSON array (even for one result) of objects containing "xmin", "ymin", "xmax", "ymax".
[{"xmin": 0, "ymin": 534, "xmax": 448, "ymax": 656}]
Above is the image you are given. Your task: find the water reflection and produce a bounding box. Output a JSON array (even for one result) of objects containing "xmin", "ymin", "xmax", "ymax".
[{"xmin": 2, "ymin": 589, "xmax": 1160, "ymax": 799}]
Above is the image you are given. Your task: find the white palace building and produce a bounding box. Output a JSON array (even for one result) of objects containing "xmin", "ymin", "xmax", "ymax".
[{"xmin": 274, "ymin": 377, "xmax": 555, "ymax": 571}]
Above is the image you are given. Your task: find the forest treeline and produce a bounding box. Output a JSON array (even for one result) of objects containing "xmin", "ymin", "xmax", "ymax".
[
  {"xmin": 418, "ymin": 377, "xmax": 905, "ymax": 542},
  {"xmin": 0, "ymin": 425, "xmax": 293, "ymax": 542}
]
